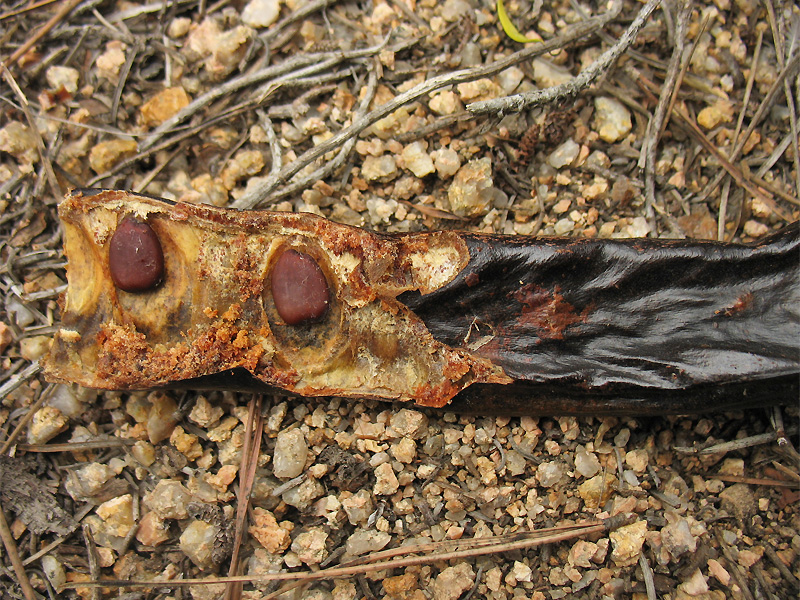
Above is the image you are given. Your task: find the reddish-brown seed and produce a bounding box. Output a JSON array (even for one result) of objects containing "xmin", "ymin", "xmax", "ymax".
[
  {"xmin": 271, "ymin": 249, "xmax": 330, "ymax": 325},
  {"xmin": 108, "ymin": 216, "xmax": 165, "ymax": 292}
]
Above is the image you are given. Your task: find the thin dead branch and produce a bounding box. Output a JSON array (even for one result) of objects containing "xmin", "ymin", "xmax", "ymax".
[
  {"xmin": 642, "ymin": 0, "xmax": 693, "ymax": 227},
  {"xmin": 467, "ymin": 0, "xmax": 658, "ymax": 116},
  {"xmin": 720, "ymin": 28, "xmax": 763, "ymax": 240},
  {"xmin": 233, "ymin": 6, "xmax": 622, "ymax": 208},
  {"xmin": 0, "ymin": 506, "xmax": 36, "ymax": 600},
  {"xmin": 224, "ymin": 394, "xmax": 264, "ymax": 600},
  {"xmin": 674, "ymin": 425, "xmax": 799, "ymax": 455},
  {"xmin": 0, "ymin": 0, "xmax": 83, "ymax": 67},
  {"xmin": 67, "ymin": 519, "xmax": 614, "ymax": 590},
  {"xmin": 693, "ymin": 49, "xmax": 800, "ymax": 208},
  {"xmin": 1, "ymin": 66, "xmax": 62, "ymax": 199},
  {"xmin": 139, "ymin": 40, "xmax": 395, "ymax": 153}
]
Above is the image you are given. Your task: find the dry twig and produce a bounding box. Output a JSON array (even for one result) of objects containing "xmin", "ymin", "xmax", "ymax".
[
  {"xmin": 641, "ymin": 0, "xmax": 692, "ymax": 226},
  {"xmin": 67, "ymin": 519, "xmax": 614, "ymax": 590},
  {"xmin": 234, "ymin": 6, "xmax": 622, "ymax": 208},
  {"xmin": 467, "ymin": 0, "xmax": 658, "ymax": 116}
]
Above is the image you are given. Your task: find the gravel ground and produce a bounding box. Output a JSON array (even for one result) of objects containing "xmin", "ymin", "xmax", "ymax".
[{"xmin": 0, "ymin": 0, "xmax": 799, "ymax": 599}]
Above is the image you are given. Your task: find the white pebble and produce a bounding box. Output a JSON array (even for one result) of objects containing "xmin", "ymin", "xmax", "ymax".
[
  {"xmin": 180, "ymin": 520, "xmax": 218, "ymax": 569},
  {"xmin": 46, "ymin": 66, "xmax": 80, "ymax": 93},
  {"xmin": 593, "ymin": 97, "xmax": 632, "ymax": 143},
  {"xmin": 547, "ymin": 139, "xmax": 580, "ymax": 169},
  {"xmin": 536, "ymin": 461, "xmax": 565, "ymax": 488},
  {"xmin": 241, "ymin": 0, "xmax": 281, "ymax": 28},
  {"xmin": 401, "ymin": 142, "xmax": 435, "ymax": 178},
  {"xmin": 273, "ymin": 429, "xmax": 308, "ymax": 479},
  {"xmin": 345, "ymin": 530, "xmax": 392, "ymax": 556}
]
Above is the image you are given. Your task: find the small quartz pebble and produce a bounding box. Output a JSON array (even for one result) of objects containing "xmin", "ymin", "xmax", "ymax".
[
  {"xmin": 342, "ymin": 489, "xmax": 375, "ymax": 525},
  {"xmin": 569, "ymin": 540, "xmax": 599, "ymax": 568},
  {"xmin": 366, "ymin": 197, "xmax": 399, "ymax": 225},
  {"xmin": 95, "ymin": 494, "xmax": 134, "ymax": 538},
  {"xmin": 361, "ymin": 154, "xmax": 398, "ymax": 181},
  {"xmin": 272, "ymin": 428, "xmax": 309, "ymax": 478},
  {"xmin": 241, "ymin": 0, "xmax": 281, "ymax": 28},
  {"xmin": 697, "ymin": 100, "xmax": 734, "ymax": 129},
  {"xmin": 46, "ymin": 66, "xmax": 80, "ymax": 93},
  {"xmin": 707, "ymin": 558, "xmax": 731, "ymax": 585},
  {"xmin": 188, "ymin": 395, "xmax": 224, "ymax": 428},
  {"xmin": 41, "ymin": 555, "xmax": 66, "ymax": 591},
  {"xmin": 447, "ymin": 157, "xmax": 495, "ymax": 217},
  {"xmin": 578, "ymin": 474, "xmax": 617, "ymax": 510},
  {"xmin": 270, "ymin": 250, "xmax": 330, "ymax": 326},
  {"xmin": 19, "ymin": 335, "xmax": 51, "ymax": 361},
  {"xmin": 625, "ymin": 448, "xmax": 649, "ymax": 473},
  {"xmin": 139, "ymin": 86, "xmax": 190, "ymax": 127},
  {"xmin": 249, "ymin": 507, "xmax": 292, "ymax": 553},
  {"xmin": 95, "ymin": 41, "xmax": 126, "ymax": 81},
  {"xmin": 137, "ymin": 511, "xmax": 170, "ymax": 547},
  {"xmin": 180, "ymin": 519, "xmax": 218, "ymax": 569},
  {"xmin": 109, "ymin": 216, "xmax": 165, "ymax": 292},
  {"xmin": 497, "ymin": 66, "xmax": 525, "ymax": 94},
  {"xmin": 65, "ymin": 463, "xmax": 115, "ymax": 501},
  {"xmin": 7, "ymin": 296, "xmax": 35, "ymax": 327},
  {"xmin": 429, "ymin": 90, "xmax": 461, "ymax": 115},
  {"xmin": 390, "ymin": 437, "xmax": 416, "ymax": 463},
  {"xmin": 432, "ymin": 148, "xmax": 461, "ymax": 178},
  {"xmin": 662, "ymin": 515, "xmax": 697, "ymax": 560},
  {"xmin": 593, "ymin": 97, "xmax": 632, "ymax": 143},
  {"xmin": 536, "ymin": 460, "xmax": 565, "ymax": 487},
  {"xmin": 84, "ymin": 494, "xmax": 135, "ymax": 550},
  {"xmin": 146, "ymin": 392, "xmax": 179, "ymax": 444},
  {"xmin": 433, "ymin": 563, "xmax": 475, "ymax": 600},
  {"xmin": 575, "ymin": 446, "xmax": 601, "ymax": 477},
  {"xmin": 291, "ymin": 528, "xmax": 328, "ymax": 565},
  {"xmin": 609, "ymin": 520, "xmax": 648, "ymax": 566},
  {"xmin": 679, "ymin": 569, "xmax": 710, "ymax": 596},
  {"xmin": 0, "ymin": 122, "xmax": 37, "ymax": 164},
  {"xmin": 743, "ymin": 219, "xmax": 769, "ymax": 238},
  {"xmin": 0, "ymin": 322, "xmax": 11, "ymax": 354},
  {"xmin": 89, "ymin": 139, "xmax": 138, "ymax": 173},
  {"xmin": 400, "ymin": 141, "xmax": 435, "ymax": 177},
  {"xmin": 345, "ymin": 529, "xmax": 391, "ymax": 556},
  {"xmin": 144, "ymin": 479, "xmax": 191, "ymax": 519},
  {"xmin": 27, "ymin": 406, "xmax": 68, "ymax": 445},
  {"xmin": 532, "ymin": 58, "xmax": 572, "ymax": 87},
  {"xmin": 373, "ymin": 462, "xmax": 399, "ymax": 495},
  {"xmin": 457, "ymin": 78, "xmax": 503, "ymax": 102},
  {"xmin": 548, "ymin": 139, "xmax": 580, "ymax": 169},
  {"xmin": 282, "ymin": 478, "xmax": 324, "ymax": 510},
  {"xmin": 508, "ymin": 560, "xmax": 533, "ymax": 584},
  {"xmin": 383, "ymin": 573, "xmax": 421, "ymax": 598}
]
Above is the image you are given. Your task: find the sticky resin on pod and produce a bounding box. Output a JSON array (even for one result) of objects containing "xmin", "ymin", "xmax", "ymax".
[
  {"xmin": 108, "ymin": 216, "xmax": 165, "ymax": 292},
  {"xmin": 271, "ymin": 249, "xmax": 330, "ymax": 325}
]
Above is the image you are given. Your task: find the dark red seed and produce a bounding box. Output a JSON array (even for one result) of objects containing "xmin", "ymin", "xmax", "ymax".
[
  {"xmin": 108, "ymin": 216, "xmax": 165, "ymax": 292},
  {"xmin": 271, "ymin": 249, "xmax": 330, "ymax": 325}
]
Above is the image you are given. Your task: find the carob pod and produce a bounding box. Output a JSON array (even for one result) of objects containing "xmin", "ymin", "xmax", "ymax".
[{"xmin": 43, "ymin": 189, "xmax": 800, "ymax": 415}]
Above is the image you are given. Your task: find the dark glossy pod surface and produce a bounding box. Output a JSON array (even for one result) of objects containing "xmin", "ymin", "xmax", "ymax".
[{"xmin": 401, "ymin": 223, "xmax": 800, "ymax": 415}]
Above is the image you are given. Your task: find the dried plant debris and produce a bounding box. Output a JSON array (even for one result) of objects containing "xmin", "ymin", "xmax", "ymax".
[
  {"xmin": 0, "ymin": 455, "xmax": 76, "ymax": 536},
  {"xmin": 1, "ymin": 0, "xmax": 799, "ymax": 599}
]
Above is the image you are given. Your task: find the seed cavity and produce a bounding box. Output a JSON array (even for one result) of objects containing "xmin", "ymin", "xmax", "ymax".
[
  {"xmin": 108, "ymin": 216, "xmax": 165, "ymax": 292},
  {"xmin": 271, "ymin": 249, "xmax": 330, "ymax": 325}
]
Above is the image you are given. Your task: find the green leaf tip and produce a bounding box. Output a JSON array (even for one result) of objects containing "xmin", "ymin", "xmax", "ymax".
[{"xmin": 497, "ymin": 0, "xmax": 540, "ymax": 44}]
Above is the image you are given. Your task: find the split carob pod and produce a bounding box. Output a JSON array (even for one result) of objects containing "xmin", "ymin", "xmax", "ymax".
[{"xmin": 43, "ymin": 189, "xmax": 799, "ymax": 415}]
